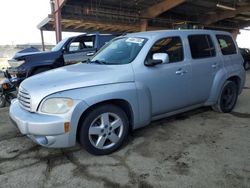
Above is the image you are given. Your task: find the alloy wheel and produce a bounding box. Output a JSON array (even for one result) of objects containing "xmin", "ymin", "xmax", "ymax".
[{"xmin": 88, "ymin": 112, "xmax": 124, "ymax": 150}]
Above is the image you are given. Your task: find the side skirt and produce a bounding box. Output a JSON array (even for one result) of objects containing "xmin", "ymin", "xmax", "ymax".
[{"xmin": 151, "ymin": 103, "xmax": 204, "ymax": 121}]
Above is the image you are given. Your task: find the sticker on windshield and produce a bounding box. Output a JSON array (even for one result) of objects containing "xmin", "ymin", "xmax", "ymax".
[{"xmin": 126, "ymin": 38, "xmax": 144, "ymax": 44}]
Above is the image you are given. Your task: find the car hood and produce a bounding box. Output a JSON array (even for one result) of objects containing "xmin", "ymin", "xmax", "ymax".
[
  {"xmin": 13, "ymin": 51, "xmax": 53, "ymax": 60},
  {"xmin": 20, "ymin": 63, "xmax": 134, "ymax": 110}
]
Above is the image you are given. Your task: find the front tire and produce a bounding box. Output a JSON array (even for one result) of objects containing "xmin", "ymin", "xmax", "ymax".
[
  {"xmin": 212, "ymin": 81, "xmax": 238, "ymax": 113},
  {"xmin": 79, "ymin": 104, "xmax": 129, "ymax": 155}
]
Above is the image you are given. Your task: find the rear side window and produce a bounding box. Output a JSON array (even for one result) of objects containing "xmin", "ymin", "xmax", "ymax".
[
  {"xmin": 188, "ymin": 35, "xmax": 216, "ymax": 59},
  {"xmin": 216, "ymin": 35, "xmax": 237, "ymax": 55}
]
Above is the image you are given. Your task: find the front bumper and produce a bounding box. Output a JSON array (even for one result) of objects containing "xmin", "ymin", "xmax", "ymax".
[
  {"xmin": 7, "ymin": 67, "xmax": 27, "ymax": 83},
  {"xmin": 9, "ymin": 99, "xmax": 75, "ymax": 148}
]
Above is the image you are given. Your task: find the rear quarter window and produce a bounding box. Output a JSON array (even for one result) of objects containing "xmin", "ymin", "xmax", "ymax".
[{"xmin": 216, "ymin": 35, "xmax": 237, "ymax": 55}]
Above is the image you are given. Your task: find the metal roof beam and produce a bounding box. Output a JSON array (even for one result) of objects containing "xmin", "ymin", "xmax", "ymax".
[
  {"xmin": 201, "ymin": 6, "xmax": 250, "ymax": 25},
  {"xmin": 141, "ymin": 0, "xmax": 186, "ymax": 18}
]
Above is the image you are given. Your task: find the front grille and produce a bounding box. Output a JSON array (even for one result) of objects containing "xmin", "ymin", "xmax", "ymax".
[{"xmin": 18, "ymin": 87, "xmax": 31, "ymax": 111}]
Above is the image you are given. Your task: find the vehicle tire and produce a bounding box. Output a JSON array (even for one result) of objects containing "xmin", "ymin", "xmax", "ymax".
[
  {"xmin": 243, "ymin": 61, "xmax": 250, "ymax": 70},
  {"xmin": 79, "ymin": 104, "xmax": 129, "ymax": 155},
  {"xmin": 0, "ymin": 95, "xmax": 6, "ymax": 108},
  {"xmin": 32, "ymin": 67, "xmax": 51, "ymax": 76},
  {"xmin": 212, "ymin": 81, "xmax": 238, "ymax": 113}
]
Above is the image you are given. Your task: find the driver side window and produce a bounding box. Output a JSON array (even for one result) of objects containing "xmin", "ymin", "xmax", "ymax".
[
  {"xmin": 68, "ymin": 42, "xmax": 85, "ymax": 52},
  {"xmin": 147, "ymin": 36, "xmax": 184, "ymax": 63}
]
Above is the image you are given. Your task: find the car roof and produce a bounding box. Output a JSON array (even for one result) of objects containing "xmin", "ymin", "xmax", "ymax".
[
  {"xmin": 67, "ymin": 33, "xmax": 115, "ymax": 40},
  {"xmin": 126, "ymin": 29, "xmax": 231, "ymax": 39}
]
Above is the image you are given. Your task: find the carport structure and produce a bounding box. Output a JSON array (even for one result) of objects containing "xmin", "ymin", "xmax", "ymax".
[{"xmin": 38, "ymin": 0, "xmax": 250, "ymax": 44}]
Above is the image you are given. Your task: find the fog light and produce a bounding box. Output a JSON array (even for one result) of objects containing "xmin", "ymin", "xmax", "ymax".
[
  {"xmin": 35, "ymin": 136, "xmax": 48, "ymax": 145},
  {"xmin": 64, "ymin": 122, "xmax": 70, "ymax": 133}
]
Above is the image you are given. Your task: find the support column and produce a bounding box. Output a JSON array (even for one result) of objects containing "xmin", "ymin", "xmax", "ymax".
[
  {"xmin": 231, "ymin": 29, "xmax": 240, "ymax": 40},
  {"xmin": 54, "ymin": 0, "xmax": 62, "ymax": 43},
  {"xmin": 40, "ymin": 29, "xmax": 45, "ymax": 51},
  {"xmin": 140, "ymin": 19, "xmax": 148, "ymax": 31}
]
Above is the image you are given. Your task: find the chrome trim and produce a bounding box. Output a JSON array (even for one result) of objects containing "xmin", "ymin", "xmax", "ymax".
[{"xmin": 18, "ymin": 87, "xmax": 31, "ymax": 111}]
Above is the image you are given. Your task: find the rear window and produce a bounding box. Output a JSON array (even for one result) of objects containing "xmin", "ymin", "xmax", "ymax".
[
  {"xmin": 188, "ymin": 35, "xmax": 216, "ymax": 59},
  {"xmin": 216, "ymin": 35, "xmax": 237, "ymax": 55}
]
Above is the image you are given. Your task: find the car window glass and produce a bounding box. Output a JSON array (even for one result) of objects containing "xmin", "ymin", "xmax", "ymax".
[
  {"xmin": 92, "ymin": 37, "xmax": 147, "ymax": 64},
  {"xmin": 147, "ymin": 37, "xmax": 184, "ymax": 63},
  {"xmin": 69, "ymin": 42, "xmax": 83, "ymax": 52},
  {"xmin": 216, "ymin": 35, "xmax": 237, "ymax": 55},
  {"xmin": 51, "ymin": 38, "xmax": 68, "ymax": 51},
  {"xmin": 68, "ymin": 36, "xmax": 95, "ymax": 52},
  {"xmin": 188, "ymin": 35, "xmax": 216, "ymax": 59},
  {"xmin": 84, "ymin": 41, "xmax": 94, "ymax": 48}
]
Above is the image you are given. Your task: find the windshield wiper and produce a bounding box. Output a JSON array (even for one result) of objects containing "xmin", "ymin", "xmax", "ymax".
[
  {"xmin": 82, "ymin": 59, "xmax": 109, "ymax": 64},
  {"xmin": 91, "ymin": 60, "xmax": 108, "ymax": 64},
  {"xmin": 82, "ymin": 59, "xmax": 91, "ymax": 63}
]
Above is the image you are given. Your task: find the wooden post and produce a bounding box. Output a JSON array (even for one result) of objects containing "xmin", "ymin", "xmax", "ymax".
[
  {"xmin": 40, "ymin": 29, "xmax": 45, "ymax": 51},
  {"xmin": 140, "ymin": 19, "xmax": 148, "ymax": 31},
  {"xmin": 54, "ymin": 0, "xmax": 62, "ymax": 43},
  {"xmin": 231, "ymin": 29, "xmax": 240, "ymax": 40}
]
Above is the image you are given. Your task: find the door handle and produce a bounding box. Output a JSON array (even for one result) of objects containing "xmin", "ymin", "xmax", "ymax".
[
  {"xmin": 86, "ymin": 52, "xmax": 95, "ymax": 56},
  {"xmin": 212, "ymin": 63, "xmax": 218, "ymax": 68},
  {"xmin": 176, "ymin": 69, "xmax": 187, "ymax": 75},
  {"xmin": 176, "ymin": 70, "xmax": 183, "ymax": 75}
]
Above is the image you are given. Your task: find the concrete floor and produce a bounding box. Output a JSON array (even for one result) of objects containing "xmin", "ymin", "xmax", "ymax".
[{"xmin": 0, "ymin": 72, "xmax": 249, "ymax": 188}]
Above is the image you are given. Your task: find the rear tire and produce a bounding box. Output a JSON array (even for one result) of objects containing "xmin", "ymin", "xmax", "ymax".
[
  {"xmin": 78, "ymin": 104, "xmax": 129, "ymax": 155},
  {"xmin": 212, "ymin": 81, "xmax": 238, "ymax": 113}
]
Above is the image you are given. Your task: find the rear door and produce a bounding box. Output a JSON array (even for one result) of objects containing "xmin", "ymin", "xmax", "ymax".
[{"xmin": 187, "ymin": 34, "xmax": 221, "ymax": 104}]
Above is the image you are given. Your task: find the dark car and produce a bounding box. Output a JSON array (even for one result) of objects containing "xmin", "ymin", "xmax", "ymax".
[
  {"xmin": 8, "ymin": 33, "xmax": 116, "ymax": 83},
  {"xmin": 239, "ymin": 48, "xmax": 250, "ymax": 70}
]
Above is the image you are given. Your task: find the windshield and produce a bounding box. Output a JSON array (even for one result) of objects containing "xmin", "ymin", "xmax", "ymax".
[
  {"xmin": 92, "ymin": 37, "xmax": 147, "ymax": 65},
  {"xmin": 51, "ymin": 38, "xmax": 68, "ymax": 51}
]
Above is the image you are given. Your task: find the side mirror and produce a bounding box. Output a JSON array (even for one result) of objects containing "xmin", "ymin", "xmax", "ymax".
[
  {"xmin": 61, "ymin": 47, "xmax": 67, "ymax": 54},
  {"xmin": 145, "ymin": 53, "xmax": 169, "ymax": 66},
  {"xmin": 153, "ymin": 53, "xmax": 169, "ymax": 64}
]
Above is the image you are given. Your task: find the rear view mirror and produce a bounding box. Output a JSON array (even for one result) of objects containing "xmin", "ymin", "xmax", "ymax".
[{"xmin": 145, "ymin": 53, "xmax": 169, "ymax": 66}]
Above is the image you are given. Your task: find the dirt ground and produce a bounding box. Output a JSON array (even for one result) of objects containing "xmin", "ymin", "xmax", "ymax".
[{"xmin": 0, "ymin": 72, "xmax": 250, "ymax": 188}]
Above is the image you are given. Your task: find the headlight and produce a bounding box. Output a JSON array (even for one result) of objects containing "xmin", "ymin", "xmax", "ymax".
[
  {"xmin": 41, "ymin": 98, "xmax": 74, "ymax": 114},
  {"xmin": 8, "ymin": 60, "xmax": 25, "ymax": 68}
]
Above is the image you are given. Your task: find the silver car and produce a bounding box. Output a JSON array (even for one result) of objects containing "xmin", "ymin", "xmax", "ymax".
[{"xmin": 9, "ymin": 30, "xmax": 245, "ymax": 155}]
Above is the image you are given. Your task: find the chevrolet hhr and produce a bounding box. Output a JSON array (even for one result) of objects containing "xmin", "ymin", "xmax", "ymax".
[{"xmin": 10, "ymin": 30, "xmax": 246, "ymax": 155}]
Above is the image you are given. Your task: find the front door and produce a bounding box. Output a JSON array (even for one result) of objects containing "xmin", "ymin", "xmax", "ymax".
[
  {"xmin": 63, "ymin": 35, "xmax": 96, "ymax": 65},
  {"xmin": 134, "ymin": 36, "xmax": 192, "ymax": 116}
]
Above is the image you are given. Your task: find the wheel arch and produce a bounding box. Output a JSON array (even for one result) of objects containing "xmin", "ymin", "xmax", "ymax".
[
  {"xmin": 227, "ymin": 75, "xmax": 241, "ymax": 92},
  {"xmin": 28, "ymin": 65, "xmax": 53, "ymax": 76},
  {"xmin": 206, "ymin": 69, "xmax": 242, "ymax": 106},
  {"xmin": 76, "ymin": 99, "xmax": 134, "ymax": 142}
]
